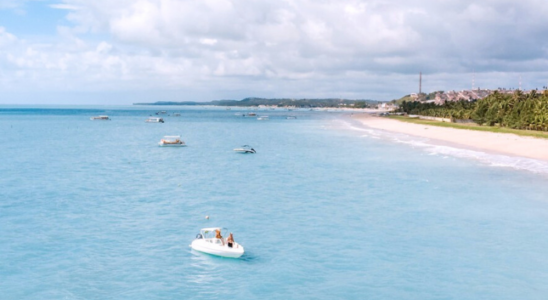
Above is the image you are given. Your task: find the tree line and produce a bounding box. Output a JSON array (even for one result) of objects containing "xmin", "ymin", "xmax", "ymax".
[{"xmin": 397, "ymin": 90, "xmax": 548, "ymax": 131}]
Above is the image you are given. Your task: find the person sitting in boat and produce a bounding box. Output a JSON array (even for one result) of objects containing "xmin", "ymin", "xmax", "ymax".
[
  {"xmin": 215, "ymin": 229, "xmax": 225, "ymax": 245},
  {"xmin": 227, "ymin": 233, "xmax": 234, "ymax": 248},
  {"xmin": 161, "ymin": 139, "xmax": 181, "ymax": 144}
]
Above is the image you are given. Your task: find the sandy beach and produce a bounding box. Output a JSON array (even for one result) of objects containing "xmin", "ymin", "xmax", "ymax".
[{"xmin": 354, "ymin": 114, "xmax": 548, "ymax": 162}]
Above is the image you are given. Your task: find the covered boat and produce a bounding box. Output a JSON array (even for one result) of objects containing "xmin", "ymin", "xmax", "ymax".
[
  {"xmin": 159, "ymin": 135, "xmax": 186, "ymax": 147},
  {"xmin": 233, "ymin": 145, "xmax": 256, "ymax": 153},
  {"xmin": 190, "ymin": 228, "xmax": 244, "ymax": 258}
]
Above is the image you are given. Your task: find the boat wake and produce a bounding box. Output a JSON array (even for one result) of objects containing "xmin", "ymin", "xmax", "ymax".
[{"xmin": 337, "ymin": 120, "xmax": 548, "ymax": 176}]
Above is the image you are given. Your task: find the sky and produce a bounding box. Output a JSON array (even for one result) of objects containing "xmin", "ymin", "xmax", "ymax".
[{"xmin": 1, "ymin": 0, "xmax": 548, "ymax": 104}]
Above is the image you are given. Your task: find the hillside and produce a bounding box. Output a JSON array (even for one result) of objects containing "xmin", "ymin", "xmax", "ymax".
[{"xmin": 135, "ymin": 97, "xmax": 381, "ymax": 108}]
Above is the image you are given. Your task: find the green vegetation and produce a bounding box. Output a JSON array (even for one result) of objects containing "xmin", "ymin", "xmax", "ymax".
[
  {"xmin": 398, "ymin": 99, "xmax": 475, "ymax": 119},
  {"xmin": 135, "ymin": 98, "xmax": 380, "ymax": 108},
  {"xmin": 388, "ymin": 115, "xmax": 548, "ymax": 139},
  {"xmin": 391, "ymin": 95, "xmax": 415, "ymax": 105},
  {"xmin": 398, "ymin": 90, "xmax": 548, "ymax": 131}
]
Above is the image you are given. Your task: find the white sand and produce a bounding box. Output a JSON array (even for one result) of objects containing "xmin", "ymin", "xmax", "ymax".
[{"xmin": 354, "ymin": 114, "xmax": 548, "ymax": 162}]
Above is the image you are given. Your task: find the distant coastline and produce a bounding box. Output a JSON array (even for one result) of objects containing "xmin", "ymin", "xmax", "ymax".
[{"xmin": 134, "ymin": 97, "xmax": 381, "ymax": 108}]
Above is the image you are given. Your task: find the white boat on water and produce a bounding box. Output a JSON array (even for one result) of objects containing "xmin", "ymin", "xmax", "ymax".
[
  {"xmin": 158, "ymin": 135, "xmax": 186, "ymax": 147},
  {"xmin": 233, "ymin": 145, "xmax": 256, "ymax": 153},
  {"xmin": 247, "ymin": 112, "xmax": 257, "ymax": 117},
  {"xmin": 146, "ymin": 117, "xmax": 164, "ymax": 123},
  {"xmin": 90, "ymin": 115, "xmax": 110, "ymax": 120},
  {"xmin": 286, "ymin": 116, "xmax": 297, "ymax": 119},
  {"xmin": 257, "ymin": 116, "xmax": 269, "ymax": 120},
  {"xmin": 190, "ymin": 228, "xmax": 244, "ymax": 258}
]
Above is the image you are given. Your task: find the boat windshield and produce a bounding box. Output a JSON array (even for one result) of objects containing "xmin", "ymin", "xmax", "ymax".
[{"xmin": 200, "ymin": 227, "xmax": 226, "ymax": 239}]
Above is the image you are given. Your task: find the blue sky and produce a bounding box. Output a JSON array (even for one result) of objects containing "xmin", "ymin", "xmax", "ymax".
[
  {"xmin": 0, "ymin": 1, "xmax": 67, "ymax": 36},
  {"xmin": 1, "ymin": 0, "xmax": 548, "ymax": 104}
]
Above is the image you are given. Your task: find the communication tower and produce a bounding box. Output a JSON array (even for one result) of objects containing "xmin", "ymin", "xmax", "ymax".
[{"xmin": 419, "ymin": 72, "xmax": 422, "ymax": 95}]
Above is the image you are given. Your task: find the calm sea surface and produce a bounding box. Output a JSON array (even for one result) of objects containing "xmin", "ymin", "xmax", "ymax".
[{"xmin": 1, "ymin": 106, "xmax": 547, "ymax": 300}]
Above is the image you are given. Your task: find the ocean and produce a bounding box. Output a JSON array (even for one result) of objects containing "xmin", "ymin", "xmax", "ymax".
[{"xmin": 1, "ymin": 106, "xmax": 547, "ymax": 300}]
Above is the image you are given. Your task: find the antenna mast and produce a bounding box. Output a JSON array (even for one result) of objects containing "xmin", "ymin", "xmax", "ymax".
[{"xmin": 419, "ymin": 72, "xmax": 422, "ymax": 95}]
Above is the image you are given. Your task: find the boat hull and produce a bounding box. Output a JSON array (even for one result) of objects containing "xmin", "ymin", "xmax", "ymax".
[
  {"xmin": 233, "ymin": 149, "xmax": 255, "ymax": 153},
  {"xmin": 158, "ymin": 143, "xmax": 186, "ymax": 147},
  {"xmin": 190, "ymin": 239, "xmax": 244, "ymax": 258}
]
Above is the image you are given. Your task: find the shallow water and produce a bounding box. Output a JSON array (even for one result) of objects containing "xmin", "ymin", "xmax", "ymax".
[{"xmin": 1, "ymin": 106, "xmax": 547, "ymax": 300}]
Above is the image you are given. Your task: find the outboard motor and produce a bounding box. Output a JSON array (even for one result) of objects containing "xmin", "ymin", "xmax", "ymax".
[{"xmin": 196, "ymin": 233, "xmax": 203, "ymax": 239}]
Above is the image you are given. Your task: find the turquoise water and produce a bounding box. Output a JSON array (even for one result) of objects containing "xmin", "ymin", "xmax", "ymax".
[{"xmin": 1, "ymin": 106, "xmax": 548, "ymax": 300}]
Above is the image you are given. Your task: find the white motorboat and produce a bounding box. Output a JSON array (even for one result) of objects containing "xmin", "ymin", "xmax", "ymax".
[
  {"xmin": 190, "ymin": 228, "xmax": 244, "ymax": 258},
  {"xmin": 90, "ymin": 115, "xmax": 110, "ymax": 120},
  {"xmin": 257, "ymin": 116, "xmax": 269, "ymax": 120},
  {"xmin": 146, "ymin": 117, "xmax": 164, "ymax": 123},
  {"xmin": 286, "ymin": 116, "xmax": 297, "ymax": 119},
  {"xmin": 158, "ymin": 135, "xmax": 186, "ymax": 147},
  {"xmin": 233, "ymin": 145, "xmax": 256, "ymax": 153}
]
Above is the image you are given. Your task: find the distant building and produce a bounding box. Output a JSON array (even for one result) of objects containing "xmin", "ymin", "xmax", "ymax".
[
  {"xmin": 377, "ymin": 103, "xmax": 398, "ymax": 110},
  {"xmin": 433, "ymin": 89, "xmax": 492, "ymax": 104}
]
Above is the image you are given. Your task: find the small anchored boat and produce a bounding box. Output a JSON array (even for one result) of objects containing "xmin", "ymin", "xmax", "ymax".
[
  {"xmin": 146, "ymin": 117, "xmax": 164, "ymax": 123},
  {"xmin": 158, "ymin": 135, "xmax": 186, "ymax": 147},
  {"xmin": 257, "ymin": 116, "xmax": 269, "ymax": 120},
  {"xmin": 190, "ymin": 228, "xmax": 244, "ymax": 258},
  {"xmin": 233, "ymin": 145, "xmax": 256, "ymax": 153}
]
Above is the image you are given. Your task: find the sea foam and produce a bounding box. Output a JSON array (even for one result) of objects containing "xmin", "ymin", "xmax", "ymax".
[{"xmin": 338, "ymin": 120, "xmax": 548, "ymax": 175}]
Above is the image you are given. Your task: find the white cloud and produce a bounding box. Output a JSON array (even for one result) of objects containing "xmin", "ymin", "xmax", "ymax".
[
  {"xmin": 2, "ymin": 0, "xmax": 548, "ymax": 103},
  {"xmin": 49, "ymin": 3, "xmax": 80, "ymax": 10},
  {"xmin": 0, "ymin": 26, "xmax": 17, "ymax": 46}
]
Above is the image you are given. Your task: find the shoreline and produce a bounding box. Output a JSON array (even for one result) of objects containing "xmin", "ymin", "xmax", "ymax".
[{"xmin": 352, "ymin": 114, "xmax": 548, "ymax": 162}]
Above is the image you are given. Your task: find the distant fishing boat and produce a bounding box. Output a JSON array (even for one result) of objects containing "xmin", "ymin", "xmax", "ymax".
[
  {"xmin": 257, "ymin": 116, "xmax": 269, "ymax": 120},
  {"xmin": 90, "ymin": 115, "xmax": 110, "ymax": 120}
]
